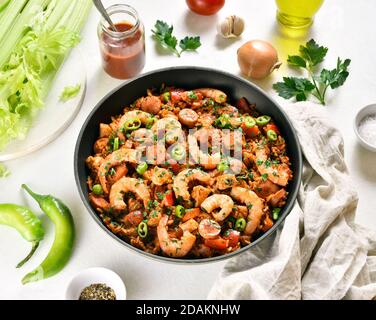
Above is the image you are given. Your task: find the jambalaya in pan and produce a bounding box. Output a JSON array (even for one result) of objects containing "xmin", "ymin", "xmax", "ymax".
[{"xmin": 86, "ymin": 86, "xmax": 293, "ymax": 259}]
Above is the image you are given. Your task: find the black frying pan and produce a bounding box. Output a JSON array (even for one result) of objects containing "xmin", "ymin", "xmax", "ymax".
[{"xmin": 74, "ymin": 66, "xmax": 302, "ymax": 264}]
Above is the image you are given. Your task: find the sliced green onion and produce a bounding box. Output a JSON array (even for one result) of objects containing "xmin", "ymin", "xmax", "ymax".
[
  {"xmin": 256, "ymin": 115, "xmax": 271, "ymax": 126},
  {"xmin": 217, "ymin": 160, "xmax": 229, "ymax": 172},
  {"xmin": 171, "ymin": 144, "xmax": 186, "ymax": 161},
  {"xmin": 244, "ymin": 116, "xmax": 256, "ymax": 128},
  {"xmin": 137, "ymin": 221, "xmax": 148, "ymax": 238},
  {"xmin": 215, "ymin": 114, "xmax": 231, "ymax": 129},
  {"xmin": 272, "ymin": 208, "xmax": 282, "ymax": 220},
  {"xmin": 267, "ymin": 129, "xmax": 278, "ymax": 141},
  {"xmin": 235, "ymin": 218, "xmax": 246, "ymax": 232},
  {"xmin": 175, "ymin": 205, "xmax": 186, "ymax": 218},
  {"xmin": 92, "ymin": 184, "xmax": 103, "ymax": 196},
  {"xmin": 123, "ymin": 118, "xmax": 141, "ymax": 132},
  {"xmin": 162, "ymin": 92, "xmax": 171, "ymax": 103},
  {"xmin": 113, "ymin": 137, "xmax": 120, "ymax": 151},
  {"xmin": 136, "ymin": 162, "xmax": 148, "ymax": 175}
]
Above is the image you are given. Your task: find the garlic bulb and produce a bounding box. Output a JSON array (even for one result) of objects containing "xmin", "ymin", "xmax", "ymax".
[{"xmin": 217, "ymin": 15, "xmax": 245, "ymax": 38}]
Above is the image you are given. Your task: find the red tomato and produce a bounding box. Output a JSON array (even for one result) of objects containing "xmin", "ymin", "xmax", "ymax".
[
  {"xmin": 164, "ymin": 191, "xmax": 175, "ymax": 207},
  {"xmin": 170, "ymin": 90, "xmax": 183, "ymax": 103},
  {"xmin": 186, "ymin": 0, "xmax": 225, "ymax": 16},
  {"xmin": 223, "ymin": 230, "xmax": 240, "ymax": 248},
  {"xmin": 204, "ymin": 238, "xmax": 229, "ymax": 250},
  {"xmin": 241, "ymin": 122, "xmax": 260, "ymax": 138},
  {"xmin": 265, "ymin": 124, "xmax": 280, "ymax": 135},
  {"xmin": 165, "ymin": 159, "xmax": 180, "ymax": 174},
  {"xmin": 123, "ymin": 211, "xmax": 144, "ymax": 227}
]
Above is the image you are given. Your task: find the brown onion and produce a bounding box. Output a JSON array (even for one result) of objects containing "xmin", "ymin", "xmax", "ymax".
[{"xmin": 237, "ymin": 40, "xmax": 282, "ymax": 80}]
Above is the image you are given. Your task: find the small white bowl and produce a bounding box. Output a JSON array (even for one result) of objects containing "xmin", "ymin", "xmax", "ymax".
[
  {"xmin": 65, "ymin": 267, "xmax": 127, "ymax": 300},
  {"xmin": 354, "ymin": 103, "xmax": 376, "ymax": 152}
]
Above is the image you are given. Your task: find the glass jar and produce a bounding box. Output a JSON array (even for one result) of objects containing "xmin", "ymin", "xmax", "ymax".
[{"xmin": 97, "ymin": 4, "xmax": 145, "ymax": 79}]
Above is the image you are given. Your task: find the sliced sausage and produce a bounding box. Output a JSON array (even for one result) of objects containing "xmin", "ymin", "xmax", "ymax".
[
  {"xmin": 178, "ymin": 109, "xmax": 199, "ymax": 128},
  {"xmin": 138, "ymin": 96, "xmax": 162, "ymax": 114},
  {"xmin": 198, "ymin": 219, "xmax": 221, "ymax": 239}
]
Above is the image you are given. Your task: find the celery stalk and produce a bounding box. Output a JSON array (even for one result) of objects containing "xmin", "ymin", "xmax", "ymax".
[
  {"xmin": 0, "ymin": 0, "xmax": 11, "ymax": 15},
  {"xmin": 41, "ymin": 0, "xmax": 92, "ymax": 98},
  {"xmin": 0, "ymin": 0, "xmax": 52, "ymax": 69},
  {"xmin": 44, "ymin": 0, "xmax": 73, "ymax": 30},
  {"xmin": 0, "ymin": 0, "xmax": 29, "ymax": 44},
  {"xmin": 0, "ymin": 0, "xmax": 92, "ymax": 151}
]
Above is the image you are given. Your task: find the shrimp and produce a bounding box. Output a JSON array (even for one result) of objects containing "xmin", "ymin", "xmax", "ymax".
[
  {"xmin": 201, "ymin": 194, "xmax": 234, "ymax": 222},
  {"xmin": 151, "ymin": 166, "xmax": 173, "ymax": 186},
  {"xmin": 231, "ymin": 187, "xmax": 265, "ymax": 235},
  {"xmin": 117, "ymin": 110, "xmax": 152, "ymax": 131},
  {"xmin": 254, "ymin": 144, "xmax": 292, "ymax": 187},
  {"xmin": 152, "ymin": 117, "xmax": 183, "ymax": 145},
  {"xmin": 173, "ymin": 169, "xmax": 211, "ymax": 201},
  {"xmin": 157, "ymin": 215, "xmax": 196, "ymax": 258},
  {"xmin": 109, "ymin": 177, "xmax": 150, "ymax": 211},
  {"xmin": 195, "ymin": 88, "xmax": 227, "ymax": 104},
  {"xmin": 189, "ymin": 129, "xmax": 222, "ymax": 170},
  {"xmin": 98, "ymin": 148, "xmax": 141, "ymax": 194}
]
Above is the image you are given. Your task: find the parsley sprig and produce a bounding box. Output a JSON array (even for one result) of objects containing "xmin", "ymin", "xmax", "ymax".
[
  {"xmin": 152, "ymin": 20, "xmax": 201, "ymax": 57},
  {"xmin": 273, "ymin": 39, "xmax": 351, "ymax": 105}
]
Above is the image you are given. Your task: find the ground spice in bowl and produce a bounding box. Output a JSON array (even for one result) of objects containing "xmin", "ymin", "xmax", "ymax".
[{"xmin": 79, "ymin": 283, "xmax": 116, "ymax": 300}]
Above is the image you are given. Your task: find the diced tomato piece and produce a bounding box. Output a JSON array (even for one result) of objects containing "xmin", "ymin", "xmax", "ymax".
[
  {"xmin": 241, "ymin": 122, "xmax": 260, "ymax": 137},
  {"xmin": 170, "ymin": 90, "xmax": 183, "ymax": 103},
  {"xmin": 265, "ymin": 124, "xmax": 280, "ymax": 135},
  {"xmin": 182, "ymin": 208, "xmax": 200, "ymax": 222},
  {"xmin": 223, "ymin": 230, "xmax": 240, "ymax": 248},
  {"xmin": 123, "ymin": 211, "xmax": 144, "ymax": 227},
  {"xmin": 165, "ymin": 159, "xmax": 180, "ymax": 174},
  {"xmin": 164, "ymin": 190, "xmax": 175, "ymax": 207},
  {"xmin": 204, "ymin": 238, "xmax": 229, "ymax": 250}
]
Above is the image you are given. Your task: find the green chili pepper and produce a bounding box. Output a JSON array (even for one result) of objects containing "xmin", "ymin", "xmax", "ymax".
[
  {"xmin": 146, "ymin": 117, "xmax": 157, "ymax": 129},
  {"xmin": 244, "ymin": 116, "xmax": 256, "ymax": 128},
  {"xmin": 272, "ymin": 208, "xmax": 282, "ymax": 220},
  {"xmin": 92, "ymin": 184, "xmax": 103, "ymax": 196},
  {"xmin": 267, "ymin": 130, "xmax": 278, "ymax": 142},
  {"xmin": 21, "ymin": 185, "xmax": 75, "ymax": 285},
  {"xmin": 136, "ymin": 162, "xmax": 148, "ymax": 175},
  {"xmin": 171, "ymin": 144, "xmax": 186, "ymax": 161},
  {"xmin": 123, "ymin": 118, "xmax": 141, "ymax": 132},
  {"xmin": 162, "ymin": 92, "xmax": 171, "ymax": 103},
  {"xmin": 137, "ymin": 221, "xmax": 148, "ymax": 238},
  {"xmin": 0, "ymin": 204, "xmax": 44, "ymax": 268},
  {"xmin": 256, "ymin": 115, "xmax": 271, "ymax": 126},
  {"xmin": 217, "ymin": 160, "xmax": 229, "ymax": 172},
  {"xmin": 175, "ymin": 205, "xmax": 185, "ymax": 218},
  {"xmin": 235, "ymin": 217, "xmax": 247, "ymax": 232}
]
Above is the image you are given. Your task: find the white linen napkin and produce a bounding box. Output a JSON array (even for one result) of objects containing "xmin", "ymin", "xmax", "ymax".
[{"xmin": 208, "ymin": 102, "xmax": 376, "ymax": 300}]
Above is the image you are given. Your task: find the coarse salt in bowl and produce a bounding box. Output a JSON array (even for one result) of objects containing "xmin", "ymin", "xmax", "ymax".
[{"xmin": 354, "ymin": 104, "xmax": 376, "ymax": 152}]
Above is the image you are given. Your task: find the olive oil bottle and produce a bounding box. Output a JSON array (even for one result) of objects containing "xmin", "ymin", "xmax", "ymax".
[{"xmin": 276, "ymin": 0, "xmax": 324, "ymax": 29}]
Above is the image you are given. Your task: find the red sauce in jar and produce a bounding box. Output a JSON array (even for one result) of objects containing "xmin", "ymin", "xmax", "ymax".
[{"xmin": 100, "ymin": 22, "xmax": 145, "ymax": 79}]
